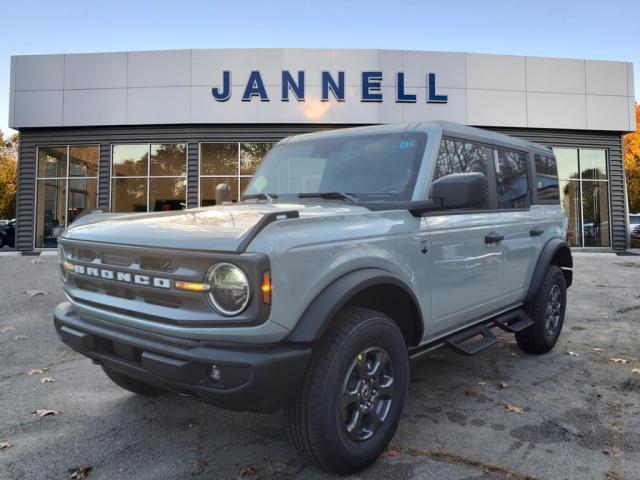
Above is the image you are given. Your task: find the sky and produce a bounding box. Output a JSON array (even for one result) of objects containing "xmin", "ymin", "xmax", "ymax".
[{"xmin": 0, "ymin": 0, "xmax": 638, "ymax": 135}]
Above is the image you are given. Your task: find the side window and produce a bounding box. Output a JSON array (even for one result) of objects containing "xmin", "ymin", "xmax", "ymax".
[
  {"xmin": 434, "ymin": 138, "xmax": 489, "ymax": 180},
  {"xmin": 433, "ymin": 138, "xmax": 490, "ymax": 209},
  {"xmin": 534, "ymin": 154, "xmax": 560, "ymax": 201},
  {"xmin": 495, "ymin": 149, "xmax": 530, "ymax": 209}
]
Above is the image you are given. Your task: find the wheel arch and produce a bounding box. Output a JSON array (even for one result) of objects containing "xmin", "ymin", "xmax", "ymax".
[
  {"xmin": 286, "ymin": 268, "xmax": 424, "ymax": 347},
  {"xmin": 525, "ymin": 239, "xmax": 573, "ymax": 303}
]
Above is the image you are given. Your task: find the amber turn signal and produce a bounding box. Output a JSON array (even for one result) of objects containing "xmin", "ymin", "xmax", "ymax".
[
  {"xmin": 62, "ymin": 261, "xmax": 75, "ymax": 272},
  {"xmin": 261, "ymin": 271, "xmax": 272, "ymax": 305},
  {"xmin": 174, "ymin": 281, "xmax": 210, "ymax": 292}
]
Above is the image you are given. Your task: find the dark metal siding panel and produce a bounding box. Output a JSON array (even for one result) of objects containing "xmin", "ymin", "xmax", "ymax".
[
  {"xmin": 15, "ymin": 140, "xmax": 36, "ymax": 251},
  {"xmin": 98, "ymin": 144, "xmax": 111, "ymax": 209},
  {"xmin": 487, "ymin": 127, "xmax": 628, "ymax": 251},
  {"xmin": 187, "ymin": 142, "xmax": 199, "ymax": 208}
]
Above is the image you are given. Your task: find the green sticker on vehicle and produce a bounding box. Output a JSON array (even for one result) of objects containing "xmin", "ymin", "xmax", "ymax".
[{"xmin": 252, "ymin": 175, "xmax": 268, "ymax": 192}]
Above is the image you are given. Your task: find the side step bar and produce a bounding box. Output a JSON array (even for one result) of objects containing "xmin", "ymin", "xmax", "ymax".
[
  {"xmin": 445, "ymin": 325, "xmax": 498, "ymax": 356},
  {"xmin": 443, "ymin": 309, "xmax": 533, "ymax": 356},
  {"xmin": 494, "ymin": 310, "xmax": 534, "ymax": 333}
]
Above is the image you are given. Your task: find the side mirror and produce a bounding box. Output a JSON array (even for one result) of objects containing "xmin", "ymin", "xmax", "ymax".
[{"xmin": 431, "ymin": 172, "xmax": 488, "ymax": 210}]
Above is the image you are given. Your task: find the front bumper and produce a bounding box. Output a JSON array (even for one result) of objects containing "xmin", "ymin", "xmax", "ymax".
[{"xmin": 54, "ymin": 302, "xmax": 311, "ymax": 413}]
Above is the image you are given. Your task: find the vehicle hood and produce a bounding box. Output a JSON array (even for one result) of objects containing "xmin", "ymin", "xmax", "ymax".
[{"xmin": 61, "ymin": 203, "xmax": 370, "ymax": 252}]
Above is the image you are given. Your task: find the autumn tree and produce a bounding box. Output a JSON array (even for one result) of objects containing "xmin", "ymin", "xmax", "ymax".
[
  {"xmin": 624, "ymin": 104, "xmax": 640, "ymax": 214},
  {"xmin": 0, "ymin": 131, "xmax": 18, "ymax": 219}
]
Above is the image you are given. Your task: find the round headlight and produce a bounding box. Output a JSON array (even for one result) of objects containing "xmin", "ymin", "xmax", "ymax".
[{"xmin": 206, "ymin": 263, "xmax": 250, "ymax": 316}]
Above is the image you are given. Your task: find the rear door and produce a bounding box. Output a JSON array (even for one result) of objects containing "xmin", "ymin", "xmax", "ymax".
[
  {"xmin": 426, "ymin": 138, "xmax": 503, "ymax": 337},
  {"xmin": 490, "ymin": 148, "xmax": 540, "ymax": 305}
]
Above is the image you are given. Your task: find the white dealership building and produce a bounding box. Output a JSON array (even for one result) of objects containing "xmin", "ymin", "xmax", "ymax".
[{"xmin": 7, "ymin": 48, "xmax": 636, "ymax": 250}]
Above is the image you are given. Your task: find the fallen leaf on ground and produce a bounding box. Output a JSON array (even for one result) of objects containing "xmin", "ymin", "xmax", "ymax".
[
  {"xmin": 632, "ymin": 368, "xmax": 640, "ymax": 374},
  {"xmin": 0, "ymin": 326, "xmax": 16, "ymax": 334},
  {"xmin": 239, "ymin": 465, "xmax": 257, "ymax": 477},
  {"xmin": 25, "ymin": 368, "xmax": 48, "ymax": 376},
  {"xmin": 15, "ymin": 335, "xmax": 29, "ymax": 341},
  {"xmin": 33, "ymin": 409, "xmax": 59, "ymax": 417},
  {"xmin": 68, "ymin": 465, "xmax": 92, "ymax": 480},
  {"xmin": 381, "ymin": 448, "xmax": 399, "ymax": 458},
  {"xmin": 602, "ymin": 447, "xmax": 623, "ymax": 457},
  {"xmin": 24, "ymin": 289, "xmax": 48, "ymax": 297},
  {"xmin": 40, "ymin": 377, "xmax": 55, "ymax": 384},
  {"xmin": 0, "ymin": 441, "xmax": 12, "ymax": 451},
  {"xmin": 31, "ymin": 258, "xmax": 45, "ymax": 264},
  {"xmin": 504, "ymin": 403, "xmax": 524, "ymax": 414},
  {"xmin": 593, "ymin": 348, "xmax": 604, "ymax": 352},
  {"xmin": 610, "ymin": 358, "xmax": 629, "ymax": 364},
  {"xmin": 567, "ymin": 351, "xmax": 580, "ymax": 357},
  {"xmin": 478, "ymin": 381, "xmax": 487, "ymax": 386},
  {"xmin": 499, "ymin": 382, "xmax": 510, "ymax": 389}
]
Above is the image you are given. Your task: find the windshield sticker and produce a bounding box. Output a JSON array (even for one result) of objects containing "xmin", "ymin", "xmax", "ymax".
[
  {"xmin": 399, "ymin": 140, "xmax": 410, "ymax": 149},
  {"xmin": 253, "ymin": 175, "xmax": 268, "ymax": 192}
]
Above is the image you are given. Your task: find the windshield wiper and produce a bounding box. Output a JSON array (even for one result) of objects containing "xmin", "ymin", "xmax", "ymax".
[
  {"xmin": 243, "ymin": 193, "xmax": 279, "ymax": 202},
  {"xmin": 297, "ymin": 192, "xmax": 359, "ymax": 203}
]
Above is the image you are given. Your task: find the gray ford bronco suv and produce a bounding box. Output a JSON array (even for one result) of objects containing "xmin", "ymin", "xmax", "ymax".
[{"xmin": 54, "ymin": 121, "xmax": 572, "ymax": 474}]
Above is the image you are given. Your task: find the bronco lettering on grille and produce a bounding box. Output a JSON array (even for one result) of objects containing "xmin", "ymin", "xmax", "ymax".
[{"xmin": 71, "ymin": 264, "xmax": 171, "ymax": 289}]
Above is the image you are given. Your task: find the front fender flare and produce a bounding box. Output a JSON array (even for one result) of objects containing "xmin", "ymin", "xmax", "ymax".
[{"xmin": 286, "ymin": 268, "xmax": 423, "ymax": 344}]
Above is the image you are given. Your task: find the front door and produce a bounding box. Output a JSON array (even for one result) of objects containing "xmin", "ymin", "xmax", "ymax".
[
  {"xmin": 427, "ymin": 212, "xmax": 504, "ymax": 336},
  {"xmin": 423, "ymin": 137, "xmax": 503, "ymax": 337}
]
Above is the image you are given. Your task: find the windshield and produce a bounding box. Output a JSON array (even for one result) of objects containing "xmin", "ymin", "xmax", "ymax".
[
  {"xmin": 631, "ymin": 216, "xmax": 640, "ymax": 225},
  {"xmin": 244, "ymin": 132, "xmax": 427, "ymax": 202}
]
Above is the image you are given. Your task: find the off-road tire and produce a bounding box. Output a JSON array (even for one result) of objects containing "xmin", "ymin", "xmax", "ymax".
[
  {"xmin": 284, "ymin": 308, "xmax": 409, "ymax": 474},
  {"xmin": 516, "ymin": 265, "xmax": 567, "ymax": 354},
  {"xmin": 101, "ymin": 366, "xmax": 166, "ymax": 396}
]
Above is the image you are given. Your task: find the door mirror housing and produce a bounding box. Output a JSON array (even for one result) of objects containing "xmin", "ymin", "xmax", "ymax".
[{"xmin": 431, "ymin": 172, "xmax": 488, "ymax": 210}]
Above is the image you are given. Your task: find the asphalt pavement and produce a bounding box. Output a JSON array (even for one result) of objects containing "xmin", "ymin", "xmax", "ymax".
[{"xmin": 1, "ymin": 252, "xmax": 639, "ymax": 479}]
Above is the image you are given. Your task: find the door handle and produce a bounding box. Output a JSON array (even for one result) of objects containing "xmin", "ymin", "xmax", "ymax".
[
  {"xmin": 485, "ymin": 233, "xmax": 504, "ymax": 244},
  {"xmin": 530, "ymin": 227, "xmax": 545, "ymax": 237}
]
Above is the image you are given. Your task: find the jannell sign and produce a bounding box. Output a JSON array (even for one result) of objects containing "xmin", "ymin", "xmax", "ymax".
[{"xmin": 212, "ymin": 71, "xmax": 449, "ymax": 104}]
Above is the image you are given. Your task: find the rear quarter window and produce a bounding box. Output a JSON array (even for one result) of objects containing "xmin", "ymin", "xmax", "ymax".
[
  {"xmin": 534, "ymin": 154, "xmax": 560, "ymax": 202},
  {"xmin": 495, "ymin": 149, "xmax": 530, "ymax": 209}
]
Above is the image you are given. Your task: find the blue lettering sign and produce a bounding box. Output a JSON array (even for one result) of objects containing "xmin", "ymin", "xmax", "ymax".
[
  {"xmin": 213, "ymin": 70, "xmax": 448, "ymax": 105},
  {"xmin": 396, "ymin": 72, "xmax": 416, "ymax": 103},
  {"xmin": 362, "ymin": 71, "xmax": 383, "ymax": 102},
  {"xmin": 212, "ymin": 71, "xmax": 231, "ymax": 101},
  {"xmin": 282, "ymin": 71, "xmax": 305, "ymax": 101},
  {"xmin": 427, "ymin": 73, "xmax": 448, "ymax": 103},
  {"xmin": 242, "ymin": 71, "xmax": 269, "ymax": 102},
  {"xmin": 321, "ymin": 71, "xmax": 345, "ymax": 102}
]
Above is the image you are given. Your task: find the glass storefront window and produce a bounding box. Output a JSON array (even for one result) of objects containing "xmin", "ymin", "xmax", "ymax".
[
  {"xmin": 35, "ymin": 145, "xmax": 98, "ymax": 248},
  {"xmin": 70, "ymin": 146, "xmax": 99, "ymax": 177},
  {"xmin": 200, "ymin": 177, "xmax": 239, "ymax": 206},
  {"xmin": 582, "ymin": 181, "xmax": 610, "ymax": 247},
  {"xmin": 111, "ymin": 178, "xmax": 147, "ymax": 212},
  {"xmin": 200, "ymin": 142, "xmax": 273, "ymax": 206},
  {"xmin": 38, "ymin": 146, "xmax": 67, "ymax": 178},
  {"xmin": 555, "ymin": 148, "xmax": 579, "ymax": 180},
  {"xmin": 579, "ymin": 149, "xmax": 607, "ymax": 180},
  {"xmin": 240, "ymin": 143, "xmax": 274, "ymax": 175},
  {"xmin": 149, "ymin": 178, "xmax": 186, "ymax": 211},
  {"xmin": 201, "ymin": 143, "xmax": 238, "ymax": 175},
  {"xmin": 553, "ymin": 147, "xmax": 610, "ymax": 247},
  {"xmin": 68, "ymin": 179, "xmax": 97, "ymax": 223},
  {"xmin": 559, "ymin": 180, "xmax": 582, "ymax": 247},
  {"xmin": 111, "ymin": 144, "xmax": 187, "ymax": 213},
  {"xmin": 112, "ymin": 144, "xmax": 148, "ymax": 177},
  {"xmin": 151, "ymin": 144, "xmax": 187, "ymax": 176}
]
